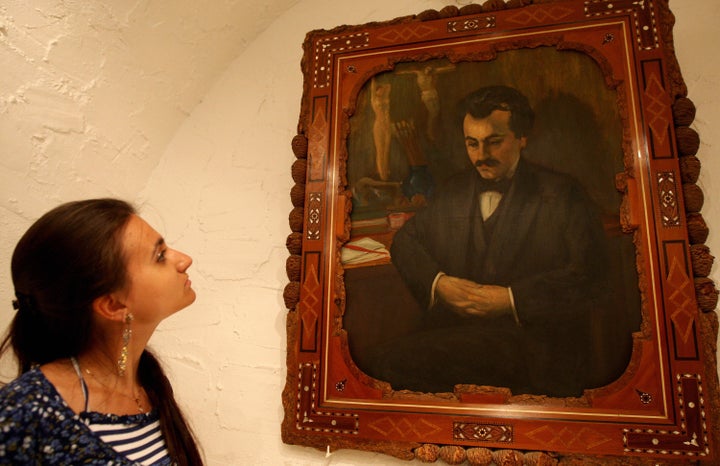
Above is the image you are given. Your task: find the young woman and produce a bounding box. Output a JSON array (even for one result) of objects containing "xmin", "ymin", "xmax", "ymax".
[{"xmin": 0, "ymin": 198, "xmax": 204, "ymax": 465}]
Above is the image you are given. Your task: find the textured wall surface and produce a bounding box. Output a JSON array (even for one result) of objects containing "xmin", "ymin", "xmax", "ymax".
[{"xmin": 0, "ymin": 1, "xmax": 718, "ymax": 464}]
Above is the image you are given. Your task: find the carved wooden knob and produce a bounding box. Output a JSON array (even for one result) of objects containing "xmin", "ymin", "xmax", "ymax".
[
  {"xmin": 484, "ymin": 0, "xmax": 510, "ymax": 11},
  {"xmin": 417, "ymin": 9, "xmax": 440, "ymax": 21},
  {"xmin": 439, "ymin": 445, "xmax": 466, "ymax": 464},
  {"xmin": 673, "ymin": 97, "xmax": 696, "ymax": 126},
  {"xmin": 291, "ymin": 159, "xmax": 307, "ymax": 184},
  {"xmin": 506, "ymin": 0, "xmax": 534, "ymax": 10},
  {"xmin": 492, "ymin": 449, "xmax": 524, "ymax": 466},
  {"xmin": 675, "ymin": 126, "xmax": 700, "ymax": 156},
  {"xmin": 683, "ymin": 183, "xmax": 704, "ymax": 213},
  {"xmin": 291, "ymin": 134, "xmax": 308, "ymax": 158},
  {"xmin": 690, "ymin": 244, "xmax": 714, "ymax": 278},
  {"xmin": 286, "ymin": 232, "xmax": 302, "ymax": 255},
  {"xmin": 414, "ymin": 444, "xmax": 440, "ymax": 462},
  {"xmin": 686, "ymin": 213, "xmax": 709, "ymax": 244},
  {"xmin": 289, "ymin": 206, "xmax": 304, "ymax": 232},
  {"xmin": 695, "ymin": 277, "xmax": 719, "ymax": 312},
  {"xmin": 459, "ymin": 4, "xmax": 486, "ymax": 15},
  {"xmin": 286, "ymin": 255, "xmax": 302, "ymax": 282},
  {"xmin": 524, "ymin": 451, "xmax": 559, "ymax": 466},
  {"xmin": 438, "ymin": 5, "xmax": 460, "ymax": 18},
  {"xmin": 466, "ymin": 448, "xmax": 494, "ymax": 466},
  {"xmin": 283, "ymin": 281, "xmax": 300, "ymax": 309},
  {"xmin": 679, "ymin": 155, "xmax": 701, "ymax": 184},
  {"xmin": 290, "ymin": 183, "xmax": 306, "ymax": 207}
]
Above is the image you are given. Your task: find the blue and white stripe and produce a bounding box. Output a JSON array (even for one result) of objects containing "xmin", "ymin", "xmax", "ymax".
[{"xmin": 89, "ymin": 419, "xmax": 171, "ymax": 465}]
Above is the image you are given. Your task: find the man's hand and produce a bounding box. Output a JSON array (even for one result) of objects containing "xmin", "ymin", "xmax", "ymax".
[{"xmin": 435, "ymin": 275, "xmax": 512, "ymax": 318}]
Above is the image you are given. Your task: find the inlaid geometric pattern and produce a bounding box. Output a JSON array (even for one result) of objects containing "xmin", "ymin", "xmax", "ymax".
[
  {"xmin": 376, "ymin": 24, "xmax": 436, "ymax": 43},
  {"xmin": 641, "ymin": 59, "xmax": 674, "ymax": 158},
  {"xmin": 308, "ymin": 101, "xmax": 328, "ymax": 182},
  {"xmin": 624, "ymin": 374, "xmax": 709, "ymax": 457},
  {"xmin": 643, "ymin": 71, "xmax": 672, "ymax": 147},
  {"xmin": 667, "ymin": 256, "xmax": 695, "ymax": 343},
  {"xmin": 367, "ymin": 416, "xmax": 442, "ymax": 438},
  {"xmin": 505, "ymin": 5, "xmax": 574, "ymax": 25},
  {"xmin": 657, "ymin": 171, "xmax": 680, "ymax": 227},
  {"xmin": 447, "ymin": 16, "xmax": 495, "ymax": 33},
  {"xmin": 525, "ymin": 425, "xmax": 612, "ymax": 449},
  {"xmin": 313, "ymin": 33, "xmax": 369, "ymax": 88},
  {"xmin": 584, "ymin": 0, "xmax": 658, "ymax": 50},
  {"xmin": 306, "ymin": 192, "xmax": 322, "ymax": 241},
  {"xmin": 665, "ymin": 246, "xmax": 699, "ymax": 359},
  {"xmin": 295, "ymin": 363, "xmax": 359, "ymax": 434},
  {"xmin": 453, "ymin": 422, "xmax": 512, "ymax": 443},
  {"xmin": 299, "ymin": 259, "xmax": 320, "ymax": 352}
]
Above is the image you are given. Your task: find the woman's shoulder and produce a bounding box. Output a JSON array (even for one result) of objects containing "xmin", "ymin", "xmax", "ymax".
[
  {"xmin": 0, "ymin": 367, "xmax": 69, "ymax": 425},
  {"xmin": 0, "ymin": 369, "xmax": 57, "ymax": 461},
  {"xmin": 0, "ymin": 368, "xmax": 123, "ymax": 464},
  {"xmin": 0, "ymin": 367, "xmax": 50, "ymax": 402}
]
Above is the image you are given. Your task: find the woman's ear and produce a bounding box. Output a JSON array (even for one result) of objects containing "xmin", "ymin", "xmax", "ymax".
[{"xmin": 92, "ymin": 293, "xmax": 128, "ymax": 322}]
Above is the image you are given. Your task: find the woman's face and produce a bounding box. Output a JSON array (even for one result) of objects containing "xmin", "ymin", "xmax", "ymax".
[{"xmin": 118, "ymin": 214, "xmax": 195, "ymax": 324}]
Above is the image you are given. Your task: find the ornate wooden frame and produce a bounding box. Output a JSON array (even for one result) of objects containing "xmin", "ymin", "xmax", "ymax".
[{"xmin": 282, "ymin": 1, "xmax": 719, "ymax": 463}]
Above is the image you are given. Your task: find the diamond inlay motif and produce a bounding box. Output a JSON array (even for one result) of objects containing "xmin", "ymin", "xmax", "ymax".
[
  {"xmin": 525, "ymin": 425, "xmax": 612, "ymax": 449},
  {"xmin": 299, "ymin": 262, "xmax": 320, "ymax": 350},
  {"xmin": 666, "ymin": 256, "xmax": 695, "ymax": 344},
  {"xmin": 368, "ymin": 416, "xmax": 442, "ymax": 437},
  {"xmin": 644, "ymin": 73, "xmax": 672, "ymax": 146},
  {"xmin": 506, "ymin": 6, "xmax": 574, "ymax": 25},
  {"xmin": 376, "ymin": 24, "xmax": 436, "ymax": 43},
  {"xmin": 308, "ymin": 107, "xmax": 328, "ymax": 182}
]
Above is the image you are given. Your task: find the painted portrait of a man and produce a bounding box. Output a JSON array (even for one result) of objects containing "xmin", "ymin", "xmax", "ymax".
[{"xmin": 342, "ymin": 48, "xmax": 641, "ymax": 397}]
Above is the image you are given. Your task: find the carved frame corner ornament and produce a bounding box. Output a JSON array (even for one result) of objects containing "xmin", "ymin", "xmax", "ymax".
[{"xmin": 282, "ymin": 1, "xmax": 719, "ymax": 464}]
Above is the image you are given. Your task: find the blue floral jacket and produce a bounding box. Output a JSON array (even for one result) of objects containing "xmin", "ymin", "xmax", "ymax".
[{"xmin": 0, "ymin": 368, "xmax": 162, "ymax": 465}]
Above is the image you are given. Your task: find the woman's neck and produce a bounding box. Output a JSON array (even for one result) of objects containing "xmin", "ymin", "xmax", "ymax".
[{"xmin": 74, "ymin": 352, "xmax": 149, "ymax": 414}]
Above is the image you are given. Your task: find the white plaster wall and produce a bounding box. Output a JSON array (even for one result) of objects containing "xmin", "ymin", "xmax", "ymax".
[
  {"xmin": 0, "ymin": 1, "xmax": 718, "ymax": 465},
  {"xmin": 673, "ymin": 0, "xmax": 720, "ymax": 387},
  {"xmin": 0, "ymin": 0, "xmax": 299, "ymax": 308}
]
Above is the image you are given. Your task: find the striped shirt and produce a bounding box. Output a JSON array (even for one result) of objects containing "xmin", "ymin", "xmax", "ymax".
[
  {"xmin": 88, "ymin": 417, "xmax": 171, "ymax": 465},
  {"xmin": 71, "ymin": 357, "xmax": 172, "ymax": 466}
]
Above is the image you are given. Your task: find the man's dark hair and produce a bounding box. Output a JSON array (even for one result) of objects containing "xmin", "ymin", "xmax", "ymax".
[{"xmin": 460, "ymin": 85, "xmax": 535, "ymax": 138}]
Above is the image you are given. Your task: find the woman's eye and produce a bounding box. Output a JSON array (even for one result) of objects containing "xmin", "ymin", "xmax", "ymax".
[{"xmin": 156, "ymin": 249, "xmax": 167, "ymax": 262}]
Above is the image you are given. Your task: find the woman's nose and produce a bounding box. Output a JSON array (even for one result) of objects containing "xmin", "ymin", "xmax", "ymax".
[{"xmin": 174, "ymin": 250, "xmax": 193, "ymax": 272}]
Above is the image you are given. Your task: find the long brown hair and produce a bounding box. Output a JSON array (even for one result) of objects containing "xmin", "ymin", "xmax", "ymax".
[{"xmin": 1, "ymin": 198, "xmax": 203, "ymax": 465}]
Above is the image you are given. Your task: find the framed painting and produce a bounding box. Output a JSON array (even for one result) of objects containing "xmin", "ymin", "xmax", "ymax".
[{"xmin": 282, "ymin": 0, "xmax": 719, "ymax": 463}]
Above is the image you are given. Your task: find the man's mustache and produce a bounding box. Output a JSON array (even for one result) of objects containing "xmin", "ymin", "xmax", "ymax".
[{"xmin": 475, "ymin": 158, "xmax": 500, "ymax": 167}]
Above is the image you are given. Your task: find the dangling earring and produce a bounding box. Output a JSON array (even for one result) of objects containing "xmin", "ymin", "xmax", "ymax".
[{"xmin": 118, "ymin": 312, "xmax": 134, "ymax": 376}]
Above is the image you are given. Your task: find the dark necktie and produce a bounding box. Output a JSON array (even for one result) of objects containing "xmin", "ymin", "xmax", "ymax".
[{"xmin": 477, "ymin": 176, "xmax": 511, "ymax": 193}]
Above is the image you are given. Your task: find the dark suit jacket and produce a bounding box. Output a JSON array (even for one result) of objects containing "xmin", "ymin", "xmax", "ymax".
[{"xmin": 390, "ymin": 158, "xmax": 610, "ymax": 394}]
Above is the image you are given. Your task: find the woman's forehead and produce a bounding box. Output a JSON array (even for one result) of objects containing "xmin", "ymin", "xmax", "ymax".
[{"xmin": 121, "ymin": 215, "xmax": 162, "ymax": 256}]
